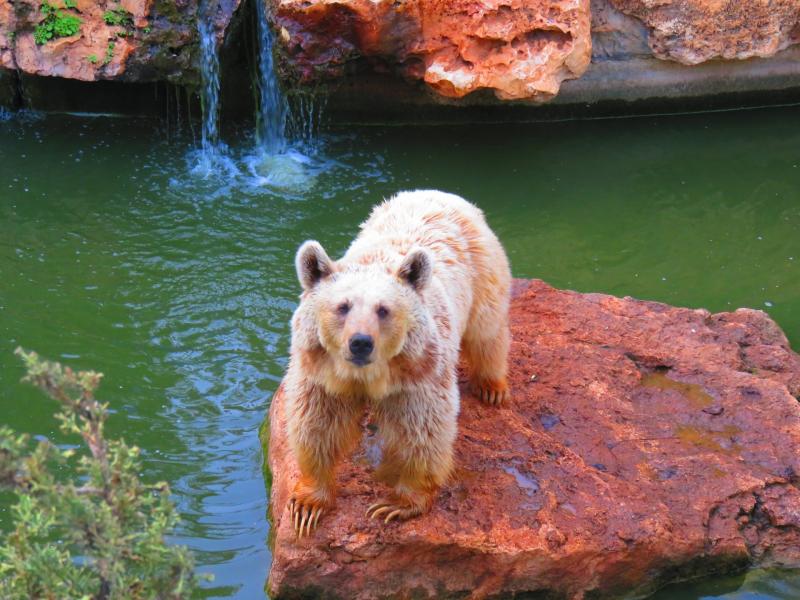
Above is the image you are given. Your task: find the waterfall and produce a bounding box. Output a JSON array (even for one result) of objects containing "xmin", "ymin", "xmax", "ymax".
[
  {"xmin": 187, "ymin": 0, "xmax": 323, "ymax": 189},
  {"xmin": 197, "ymin": 14, "xmax": 221, "ymax": 153},
  {"xmin": 191, "ymin": 1, "xmax": 239, "ymax": 179},
  {"xmin": 254, "ymin": 0, "xmax": 288, "ymax": 153}
]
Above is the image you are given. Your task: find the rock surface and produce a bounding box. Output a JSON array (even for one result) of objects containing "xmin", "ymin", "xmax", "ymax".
[
  {"xmin": 270, "ymin": 0, "xmax": 800, "ymax": 106},
  {"xmin": 609, "ymin": 0, "xmax": 800, "ymax": 65},
  {"xmin": 3, "ymin": 0, "xmax": 800, "ymax": 109},
  {"xmin": 0, "ymin": 0, "xmax": 241, "ymax": 83},
  {"xmin": 273, "ymin": 0, "xmax": 592, "ymax": 100},
  {"xmin": 266, "ymin": 279, "xmax": 800, "ymax": 599}
]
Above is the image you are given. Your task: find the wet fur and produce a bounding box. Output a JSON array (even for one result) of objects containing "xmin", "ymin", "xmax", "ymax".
[{"xmin": 284, "ymin": 190, "xmax": 511, "ymax": 533}]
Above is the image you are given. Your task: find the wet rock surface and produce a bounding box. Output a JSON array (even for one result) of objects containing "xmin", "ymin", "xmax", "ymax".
[
  {"xmin": 267, "ymin": 279, "xmax": 800, "ymax": 599},
  {"xmin": 0, "ymin": 0, "xmax": 241, "ymax": 83},
  {"xmin": 272, "ymin": 0, "xmax": 592, "ymax": 100}
]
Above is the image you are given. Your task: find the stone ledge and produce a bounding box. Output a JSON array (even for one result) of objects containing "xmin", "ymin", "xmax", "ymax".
[{"xmin": 266, "ymin": 279, "xmax": 800, "ymax": 600}]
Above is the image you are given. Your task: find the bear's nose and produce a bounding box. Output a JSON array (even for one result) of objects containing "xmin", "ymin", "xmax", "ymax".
[{"xmin": 349, "ymin": 334, "xmax": 374, "ymax": 359}]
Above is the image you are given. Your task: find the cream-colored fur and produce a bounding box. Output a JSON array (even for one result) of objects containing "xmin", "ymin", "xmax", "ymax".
[{"xmin": 284, "ymin": 190, "xmax": 511, "ymax": 536}]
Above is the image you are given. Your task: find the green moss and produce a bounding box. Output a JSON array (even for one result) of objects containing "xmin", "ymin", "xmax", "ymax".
[{"xmin": 258, "ymin": 415, "xmax": 273, "ymax": 497}]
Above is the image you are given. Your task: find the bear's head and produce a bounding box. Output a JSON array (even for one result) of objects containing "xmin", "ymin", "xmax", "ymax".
[{"xmin": 293, "ymin": 240, "xmax": 433, "ymax": 389}]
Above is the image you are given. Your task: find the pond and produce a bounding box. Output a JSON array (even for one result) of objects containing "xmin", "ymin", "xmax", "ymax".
[{"xmin": 1, "ymin": 105, "xmax": 799, "ymax": 598}]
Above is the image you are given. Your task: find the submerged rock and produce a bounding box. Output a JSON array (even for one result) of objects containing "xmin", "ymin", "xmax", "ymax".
[{"xmin": 266, "ymin": 279, "xmax": 800, "ymax": 599}]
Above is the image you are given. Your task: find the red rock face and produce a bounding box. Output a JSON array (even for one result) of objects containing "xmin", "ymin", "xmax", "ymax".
[
  {"xmin": 0, "ymin": 0, "xmax": 240, "ymax": 83},
  {"xmin": 273, "ymin": 0, "xmax": 592, "ymax": 100},
  {"xmin": 609, "ymin": 0, "xmax": 800, "ymax": 65},
  {"xmin": 266, "ymin": 279, "xmax": 800, "ymax": 599}
]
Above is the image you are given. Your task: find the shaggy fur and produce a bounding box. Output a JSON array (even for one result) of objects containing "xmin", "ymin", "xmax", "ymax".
[{"xmin": 284, "ymin": 190, "xmax": 511, "ymax": 535}]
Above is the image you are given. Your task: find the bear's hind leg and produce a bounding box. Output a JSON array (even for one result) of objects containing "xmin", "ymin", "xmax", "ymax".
[
  {"xmin": 462, "ymin": 320, "xmax": 510, "ymax": 406},
  {"xmin": 461, "ymin": 235, "xmax": 512, "ymax": 406},
  {"xmin": 367, "ymin": 381, "xmax": 457, "ymax": 523}
]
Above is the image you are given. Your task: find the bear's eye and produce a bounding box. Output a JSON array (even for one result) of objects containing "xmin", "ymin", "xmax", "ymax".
[
  {"xmin": 336, "ymin": 302, "xmax": 350, "ymax": 316},
  {"xmin": 376, "ymin": 306, "xmax": 390, "ymax": 319}
]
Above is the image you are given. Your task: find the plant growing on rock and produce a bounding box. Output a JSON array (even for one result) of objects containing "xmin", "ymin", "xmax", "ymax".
[
  {"xmin": 34, "ymin": 1, "xmax": 82, "ymax": 45},
  {"xmin": 0, "ymin": 349, "xmax": 200, "ymax": 599},
  {"xmin": 103, "ymin": 7, "xmax": 135, "ymax": 38},
  {"xmin": 104, "ymin": 40, "xmax": 115, "ymax": 65},
  {"xmin": 103, "ymin": 8, "xmax": 133, "ymax": 27}
]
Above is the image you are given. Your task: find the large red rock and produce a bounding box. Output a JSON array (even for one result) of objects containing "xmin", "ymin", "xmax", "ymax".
[
  {"xmin": 272, "ymin": 0, "xmax": 592, "ymax": 101},
  {"xmin": 608, "ymin": 0, "xmax": 800, "ymax": 65},
  {"xmin": 0, "ymin": 0, "xmax": 241, "ymax": 83},
  {"xmin": 266, "ymin": 279, "xmax": 800, "ymax": 599}
]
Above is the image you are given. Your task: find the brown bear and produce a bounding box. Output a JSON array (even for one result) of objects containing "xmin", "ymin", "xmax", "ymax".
[{"xmin": 284, "ymin": 189, "xmax": 511, "ymax": 536}]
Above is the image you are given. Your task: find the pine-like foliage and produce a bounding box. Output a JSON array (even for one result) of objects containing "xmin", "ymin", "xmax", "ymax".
[{"xmin": 0, "ymin": 348, "xmax": 199, "ymax": 599}]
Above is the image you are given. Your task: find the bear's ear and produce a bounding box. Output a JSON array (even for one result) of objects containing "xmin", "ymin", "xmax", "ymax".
[
  {"xmin": 397, "ymin": 248, "xmax": 433, "ymax": 292},
  {"xmin": 296, "ymin": 240, "xmax": 334, "ymax": 291}
]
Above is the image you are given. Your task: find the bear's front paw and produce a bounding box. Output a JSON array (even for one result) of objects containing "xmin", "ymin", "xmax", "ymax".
[
  {"xmin": 366, "ymin": 497, "xmax": 426, "ymax": 524},
  {"xmin": 472, "ymin": 378, "xmax": 509, "ymax": 406},
  {"xmin": 288, "ymin": 491, "xmax": 330, "ymax": 538}
]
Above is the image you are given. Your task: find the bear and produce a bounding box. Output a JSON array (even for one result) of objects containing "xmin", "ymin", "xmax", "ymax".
[{"xmin": 283, "ymin": 189, "xmax": 512, "ymax": 537}]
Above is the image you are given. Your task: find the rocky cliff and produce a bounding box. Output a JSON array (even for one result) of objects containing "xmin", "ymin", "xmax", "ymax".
[
  {"xmin": 0, "ymin": 0, "xmax": 240, "ymax": 83},
  {"xmin": 272, "ymin": 0, "xmax": 592, "ymax": 101},
  {"xmin": 266, "ymin": 279, "xmax": 800, "ymax": 599},
  {"xmin": 1, "ymin": 0, "xmax": 799, "ymax": 111},
  {"xmin": 271, "ymin": 0, "xmax": 800, "ymax": 103}
]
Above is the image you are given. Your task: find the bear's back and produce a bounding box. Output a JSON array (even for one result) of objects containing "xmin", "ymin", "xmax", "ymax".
[{"xmin": 344, "ymin": 190, "xmax": 487, "ymax": 269}]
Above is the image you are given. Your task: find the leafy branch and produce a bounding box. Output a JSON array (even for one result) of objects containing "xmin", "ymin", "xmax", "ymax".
[{"xmin": 0, "ymin": 348, "xmax": 202, "ymax": 599}]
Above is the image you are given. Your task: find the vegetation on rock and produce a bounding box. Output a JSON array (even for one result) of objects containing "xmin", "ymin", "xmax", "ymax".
[
  {"xmin": 104, "ymin": 40, "xmax": 115, "ymax": 65},
  {"xmin": 0, "ymin": 349, "xmax": 200, "ymax": 599},
  {"xmin": 34, "ymin": 1, "xmax": 82, "ymax": 45},
  {"xmin": 103, "ymin": 7, "xmax": 134, "ymax": 32}
]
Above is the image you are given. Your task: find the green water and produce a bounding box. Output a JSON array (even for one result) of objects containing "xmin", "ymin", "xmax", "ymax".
[{"xmin": 1, "ymin": 106, "xmax": 799, "ymax": 598}]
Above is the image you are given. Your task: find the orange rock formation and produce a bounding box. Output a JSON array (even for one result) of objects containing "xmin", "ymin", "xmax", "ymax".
[{"xmin": 266, "ymin": 279, "xmax": 800, "ymax": 599}]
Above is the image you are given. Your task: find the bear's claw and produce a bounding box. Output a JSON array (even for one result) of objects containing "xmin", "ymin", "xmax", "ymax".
[
  {"xmin": 475, "ymin": 382, "xmax": 508, "ymax": 406},
  {"xmin": 366, "ymin": 501, "xmax": 422, "ymax": 524},
  {"xmin": 289, "ymin": 497, "xmax": 325, "ymax": 538}
]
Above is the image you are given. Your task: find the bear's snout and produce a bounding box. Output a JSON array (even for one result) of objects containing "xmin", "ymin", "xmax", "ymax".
[{"xmin": 348, "ymin": 333, "xmax": 374, "ymax": 365}]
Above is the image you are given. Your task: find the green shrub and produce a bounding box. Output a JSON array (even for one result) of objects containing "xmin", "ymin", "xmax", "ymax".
[
  {"xmin": 33, "ymin": 2, "xmax": 81, "ymax": 45},
  {"xmin": 0, "ymin": 349, "xmax": 201, "ymax": 599}
]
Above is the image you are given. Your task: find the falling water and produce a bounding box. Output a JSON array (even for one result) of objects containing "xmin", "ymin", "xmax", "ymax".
[
  {"xmin": 254, "ymin": 0, "xmax": 288, "ymax": 153},
  {"xmin": 197, "ymin": 14, "xmax": 221, "ymax": 153},
  {"xmin": 239, "ymin": 0, "xmax": 324, "ymax": 191},
  {"xmin": 188, "ymin": 0, "xmax": 324, "ymax": 188},
  {"xmin": 191, "ymin": 3, "xmax": 240, "ymax": 179},
  {"xmin": 287, "ymin": 91, "xmax": 327, "ymax": 149}
]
